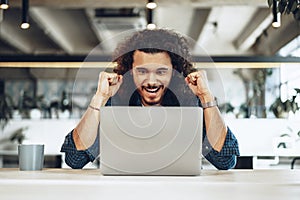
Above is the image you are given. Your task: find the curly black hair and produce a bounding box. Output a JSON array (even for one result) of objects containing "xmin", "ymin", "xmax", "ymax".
[
  {"xmin": 110, "ymin": 28, "xmax": 199, "ymax": 107},
  {"xmin": 112, "ymin": 28, "xmax": 196, "ymax": 77}
]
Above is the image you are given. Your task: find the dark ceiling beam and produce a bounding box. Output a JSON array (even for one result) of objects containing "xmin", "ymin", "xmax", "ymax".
[
  {"xmin": 188, "ymin": 8, "xmax": 210, "ymax": 42},
  {"xmin": 0, "ymin": 9, "xmax": 33, "ymax": 53},
  {"xmin": 29, "ymin": 7, "xmax": 78, "ymax": 54},
  {"xmin": 252, "ymin": 14, "xmax": 300, "ymax": 55},
  {"xmin": 30, "ymin": 7, "xmax": 99, "ymax": 55},
  {"xmin": 84, "ymin": 8, "xmax": 148, "ymax": 53},
  {"xmin": 0, "ymin": 8, "xmax": 64, "ymax": 55},
  {"xmin": 0, "ymin": 39, "xmax": 22, "ymax": 54},
  {"xmin": 9, "ymin": 0, "xmax": 146, "ymax": 8},
  {"xmin": 9, "ymin": 0, "xmax": 268, "ymax": 8},
  {"xmin": 233, "ymin": 8, "xmax": 271, "ymax": 51}
]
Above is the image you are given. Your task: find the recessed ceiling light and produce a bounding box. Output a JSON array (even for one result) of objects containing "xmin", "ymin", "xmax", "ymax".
[
  {"xmin": 20, "ymin": 22, "xmax": 30, "ymax": 29},
  {"xmin": 146, "ymin": 0, "xmax": 157, "ymax": 9},
  {"xmin": 272, "ymin": 0, "xmax": 281, "ymax": 28},
  {"xmin": 147, "ymin": 23, "xmax": 156, "ymax": 30},
  {"xmin": 20, "ymin": 0, "xmax": 30, "ymax": 30},
  {"xmin": 0, "ymin": 0, "xmax": 9, "ymax": 10}
]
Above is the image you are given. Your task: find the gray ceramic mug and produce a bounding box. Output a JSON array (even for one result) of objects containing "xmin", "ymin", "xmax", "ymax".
[{"xmin": 18, "ymin": 144, "xmax": 44, "ymax": 171}]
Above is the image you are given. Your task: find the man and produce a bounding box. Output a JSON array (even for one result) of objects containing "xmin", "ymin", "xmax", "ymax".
[{"xmin": 61, "ymin": 28, "xmax": 239, "ymax": 169}]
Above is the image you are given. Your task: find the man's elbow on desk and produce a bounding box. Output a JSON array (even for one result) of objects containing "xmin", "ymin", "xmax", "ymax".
[{"xmin": 206, "ymin": 154, "xmax": 237, "ymax": 170}]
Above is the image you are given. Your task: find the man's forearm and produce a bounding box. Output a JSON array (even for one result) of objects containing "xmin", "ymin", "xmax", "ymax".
[
  {"xmin": 203, "ymin": 106, "xmax": 227, "ymax": 152},
  {"xmin": 199, "ymin": 94, "xmax": 227, "ymax": 152},
  {"xmin": 73, "ymin": 94, "xmax": 108, "ymax": 150}
]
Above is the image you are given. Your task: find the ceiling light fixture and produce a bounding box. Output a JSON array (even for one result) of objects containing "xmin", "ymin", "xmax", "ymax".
[
  {"xmin": 147, "ymin": 23, "xmax": 156, "ymax": 29},
  {"xmin": 20, "ymin": 0, "xmax": 30, "ymax": 29},
  {"xmin": 146, "ymin": 0, "xmax": 157, "ymax": 9},
  {"xmin": 272, "ymin": 0, "xmax": 281, "ymax": 28},
  {"xmin": 146, "ymin": 7, "xmax": 156, "ymax": 29},
  {"xmin": 0, "ymin": 0, "xmax": 9, "ymax": 10}
]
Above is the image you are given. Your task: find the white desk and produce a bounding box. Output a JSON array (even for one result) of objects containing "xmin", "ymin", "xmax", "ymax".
[{"xmin": 0, "ymin": 169, "xmax": 299, "ymax": 200}]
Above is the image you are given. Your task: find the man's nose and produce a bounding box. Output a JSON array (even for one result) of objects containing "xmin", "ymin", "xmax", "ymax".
[{"xmin": 147, "ymin": 72, "xmax": 157, "ymax": 84}]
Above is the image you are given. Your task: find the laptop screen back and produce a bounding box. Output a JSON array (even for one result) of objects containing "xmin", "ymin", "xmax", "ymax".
[{"xmin": 99, "ymin": 106, "xmax": 203, "ymax": 175}]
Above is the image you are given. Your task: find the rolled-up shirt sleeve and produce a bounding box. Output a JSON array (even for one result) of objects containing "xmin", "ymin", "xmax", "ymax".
[
  {"xmin": 60, "ymin": 130, "xmax": 99, "ymax": 169},
  {"xmin": 202, "ymin": 127, "xmax": 240, "ymax": 170}
]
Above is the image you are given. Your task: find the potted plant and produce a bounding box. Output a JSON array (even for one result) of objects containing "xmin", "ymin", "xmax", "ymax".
[
  {"xmin": 269, "ymin": 88, "xmax": 300, "ymax": 118},
  {"xmin": 234, "ymin": 68, "xmax": 273, "ymax": 118},
  {"xmin": 0, "ymin": 127, "xmax": 27, "ymax": 150}
]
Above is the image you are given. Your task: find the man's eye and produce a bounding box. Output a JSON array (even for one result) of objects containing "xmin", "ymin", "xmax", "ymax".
[
  {"xmin": 157, "ymin": 70, "xmax": 168, "ymax": 75},
  {"xmin": 137, "ymin": 69, "xmax": 147, "ymax": 74}
]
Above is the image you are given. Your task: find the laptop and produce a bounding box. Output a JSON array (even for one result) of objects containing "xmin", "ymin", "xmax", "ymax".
[{"xmin": 99, "ymin": 106, "xmax": 203, "ymax": 175}]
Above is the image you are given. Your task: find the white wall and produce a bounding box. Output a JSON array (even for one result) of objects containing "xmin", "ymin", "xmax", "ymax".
[
  {"xmin": 226, "ymin": 118, "xmax": 300, "ymax": 157},
  {"xmin": 0, "ymin": 119, "xmax": 78, "ymax": 155}
]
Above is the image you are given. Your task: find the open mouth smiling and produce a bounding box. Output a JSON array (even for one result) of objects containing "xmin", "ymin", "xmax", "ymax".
[{"xmin": 142, "ymin": 85, "xmax": 164, "ymax": 93}]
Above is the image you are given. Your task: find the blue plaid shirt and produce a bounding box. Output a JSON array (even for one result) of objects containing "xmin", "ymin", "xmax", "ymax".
[{"xmin": 61, "ymin": 93, "xmax": 240, "ymax": 170}]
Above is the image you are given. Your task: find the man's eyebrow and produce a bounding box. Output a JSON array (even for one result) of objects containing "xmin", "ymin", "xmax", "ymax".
[
  {"xmin": 135, "ymin": 66, "xmax": 148, "ymax": 70},
  {"xmin": 134, "ymin": 66, "xmax": 170, "ymax": 70},
  {"xmin": 157, "ymin": 67, "xmax": 169, "ymax": 70}
]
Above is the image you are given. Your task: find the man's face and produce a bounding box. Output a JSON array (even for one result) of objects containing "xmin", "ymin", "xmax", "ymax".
[{"xmin": 132, "ymin": 50, "xmax": 173, "ymax": 106}]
